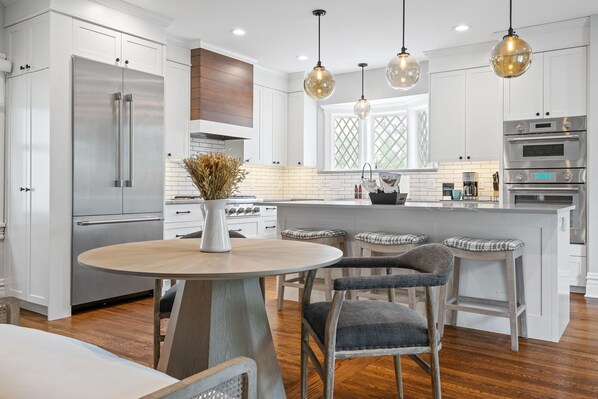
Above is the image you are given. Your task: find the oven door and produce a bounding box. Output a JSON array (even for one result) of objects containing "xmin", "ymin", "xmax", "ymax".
[
  {"xmin": 504, "ymin": 132, "xmax": 586, "ymax": 169},
  {"xmin": 506, "ymin": 184, "xmax": 586, "ymax": 244}
]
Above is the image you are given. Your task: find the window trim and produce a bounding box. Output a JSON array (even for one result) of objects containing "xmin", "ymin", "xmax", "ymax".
[{"xmin": 321, "ymin": 94, "xmax": 437, "ymax": 172}]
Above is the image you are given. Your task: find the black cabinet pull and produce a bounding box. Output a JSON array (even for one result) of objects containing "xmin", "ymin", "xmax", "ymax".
[
  {"xmin": 265, "ymin": 225, "xmax": 276, "ymax": 229},
  {"xmin": 536, "ymin": 112, "xmax": 540, "ymax": 116},
  {"xmin": 116, "ymin": 57, "xmax": 120, "ymax": 62},
  {"xmin": 466, "ymin": 156, "xmax": 471, "ymax": 160},
  {"xmin": 176, "ymin": 211, "xmax": 191, "ymax": 214},
  {"xmin": 265, "ymin": 207, "xmax": 276, "ymax": 210},
  {"xmin": 546, "ymin": 112, "xmax": 550, "ymax": 116},
  {"xmin": 25, "ymin": 64, "xmax": 30, "ymax": 69},
  {"xmin": 20, "ymin": 187, "xmax": 25, "ymax": 191},
  {"xmin": 125, "ymin": 60, "xmax": 129, "ymax": 65},
  {"xmin": 19, "ymin": 66, "xmax": 25, "ymax": 71},
  {"xmin": 459, "ymin": 156, "xmax": 463, "ymax": 160},
  {"xmin": 175, "ymin": 234, "xmax": 184, "ymax": 238},
  {"xmin": 245, "ymin": 159, "xmax": 250, "ymax": 162},
  {"xmin": 230, "ymin": 229, "xmax": 243, "ymax": 232}
]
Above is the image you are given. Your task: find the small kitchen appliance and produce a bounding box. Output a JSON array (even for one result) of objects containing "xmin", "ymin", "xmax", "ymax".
[{"xmin": 462, "ymin": 172, "xmax": 479, "ymax": 200}]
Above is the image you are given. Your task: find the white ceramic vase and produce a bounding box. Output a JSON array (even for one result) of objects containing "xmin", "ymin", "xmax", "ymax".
[{"xmin": 200, "ymin": 199, "xmax": 231, "ymax": 253}]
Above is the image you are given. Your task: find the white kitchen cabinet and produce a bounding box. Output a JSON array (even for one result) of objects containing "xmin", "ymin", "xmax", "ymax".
[
  {"xmin": 72, "ymin": 19, "xmax": 163, "ymax": 75},
  {"xmin": 504, "ymin": 47, "xmax": 586, "ymax": 121},
  {"xmin": 569, "ymin": 244, "xmax": 587, "ymax": 288},
  {"xmin": 6, "ymin": 13, "xmax": 50, "ymax": 78},
  {"xmin": 260, "ymin": 218, "xmax": 278, "ymax": 239},
  {"xmin": 245, "ymin": 85, "xmax": 288, "ymax": 166},
  {"xmin": 431, "ymin": 67, "xmax": 502, "ymax": 163},
  {"xmin": 165, "ymin": 60, "xmax": 190, "ymax": 159},
  {"xmin": 287, "ymin": 91, "xmax": 317, "ymax": 167},
  {"xmin": 5, "ymin": 69, "xmax": 51, "ymax": 306},
  {"xmin": 163, "ymin": 203, "xmax": 203, "ymax": 239},
  {"xmin": 228, "ymin": 220, "xmax": 259, "ymax": 238}
]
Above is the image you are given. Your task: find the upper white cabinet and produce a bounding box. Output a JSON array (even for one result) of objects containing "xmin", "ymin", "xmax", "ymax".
[
  {"xmin": 73, "ymin": 19, "xmax": 163, "ymax": 75},
  {"xmin": 287, "ymin": 91, "xmax": 317, "ymax": 167},
  {"xmin": 504, "ymin": 47, "xmax": 586, "ymax": 121},
  {"xmin": 245, "ymin": 85, "xmax": 288, "ymax": 166},
  {"xmin": 430, "ymin": 66, "xmax": 502, "ymax": 162},
  {"xmin": 164, "ymin": 60, "xmax": 190, "ymax": 159},
  {"xmin": 5, "ymin": 13, "xmax": 50, "ymax": 78}
]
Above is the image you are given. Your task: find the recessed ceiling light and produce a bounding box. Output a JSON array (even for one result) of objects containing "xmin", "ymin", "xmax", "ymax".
[
  {"xmin": 296, "ymin": 55, "xmax": 309, "ymax": 61},
  {"xmin": 230, "ymin": 28, "xmax": 246, "ymax": 36},
  {"xmin": 453, "ymin": 24, "xmax": 470, "ymax": 32}
]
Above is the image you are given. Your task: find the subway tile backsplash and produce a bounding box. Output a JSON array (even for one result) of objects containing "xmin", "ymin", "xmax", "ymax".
[{"xmin": 164, "ymin": 138, "xmax": 499, "ymax": 201}]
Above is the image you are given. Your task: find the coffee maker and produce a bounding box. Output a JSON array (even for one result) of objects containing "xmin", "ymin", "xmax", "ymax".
[{"xmin": 462, "ymin": 172, "xmax": 479, "ymax": 200}]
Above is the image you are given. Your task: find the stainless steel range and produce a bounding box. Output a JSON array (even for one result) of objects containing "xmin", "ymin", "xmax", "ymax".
[{"xmin": 504, "ymin": 116, "xmax": 587, "ymax": 244}]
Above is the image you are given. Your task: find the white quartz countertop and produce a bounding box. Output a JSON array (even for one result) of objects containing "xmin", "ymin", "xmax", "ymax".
[{"xmin": 267, "ymin": 199, "xmax": 574, "ymax": 214}]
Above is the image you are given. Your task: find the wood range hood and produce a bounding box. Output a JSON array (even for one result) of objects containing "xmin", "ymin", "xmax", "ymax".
[{"xmin": 189, "ymin": 48, "xmax": 255, "ymax": 140}]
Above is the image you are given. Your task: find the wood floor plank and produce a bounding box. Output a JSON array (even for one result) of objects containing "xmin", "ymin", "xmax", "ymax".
[{"xmin": 19, "ymin": 278, "xmax": 598, "ymax": 398}]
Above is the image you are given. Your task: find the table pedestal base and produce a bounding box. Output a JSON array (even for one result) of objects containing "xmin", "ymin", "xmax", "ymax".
[{"xmin": 157, "ymin": 278, "xmax": 286, "ymax": 398}]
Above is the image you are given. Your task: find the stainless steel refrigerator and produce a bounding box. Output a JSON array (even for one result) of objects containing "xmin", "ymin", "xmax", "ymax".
[{"xmin": 71, "ymin": 56, "xmax": 164, "ymax": 308}]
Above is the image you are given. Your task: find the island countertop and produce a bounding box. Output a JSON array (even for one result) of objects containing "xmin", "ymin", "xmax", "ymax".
[{"xmin": 267, "ymin": 199, "xmax": 574, "ymax": 214}]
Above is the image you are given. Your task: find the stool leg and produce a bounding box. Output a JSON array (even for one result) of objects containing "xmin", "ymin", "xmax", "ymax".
[
  {"xmin": 393, "ymin": 355, "xmax": 404, "ymax": 399},
  {"xmin": 277, "ymin": 274, "xmax": 286, "ymax": 310},
  {"xmin": 298, "ymin": 272, "xmax": 306, "ymax": 303},
  {"xmin": 450, "ymin": 257, "xmax": 461, "ymax": 328},
  {"xmin": 437, "ymin": 284, "xmax": 447, "ymax": 338},
  {"xmin": 505, "ymin": 253, "xmax": 519, "ymax": 352},
  {"xmin": 324, "ymin": 269, "xmax": 333, "ymax": 302},
  {"xmin": 516, "ymin": 254, "xmax": 528, "ymax": 339}
]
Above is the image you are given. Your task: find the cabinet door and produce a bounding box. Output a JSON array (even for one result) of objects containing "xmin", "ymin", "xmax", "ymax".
[
  {"xmin": 6, "ymin": 22, "xmax": 29, "ymax": 78},
  {"xmin": 260, "ymin": 87, "xmax": 275, "ymax": 165},
  {"xmin": 122, "ymin": 33, "xmax": 164, "ymax": 76},
  {"xmin": 5, "ymin": 75, "xmax": 29, "ymax": 299},
  {"xmin": 243, "ymin": 85, "xmax": 262, "ymax": 164},
  {"xmin": 28, "ymin": 13, "xmax": 50, "ymax": 73},
  {"xmin": 465, "ymin": 67, "xmax": 502, "ymax": 161},
  {"xmin": 430, "ymin": 70, "xmax": 466, "ymax": 162},
  {"xmin": 28, "ymin": 70, "xmax": 50, "ymax": 305},
  {"xmin": 164, "ymin": 61, "xmax": 190, "ymax": 159},
  {"xmin": 73, "ymin": 19, "xmax": 122, "ymax": 66},
  {"xmin": 503, "ymin": 53, "xmax": 544, "ymax": 121},
  {"xmin": 287, "ymin": 92, "xmax": 304, "ymax": 166},
  {"xmin": 273, "ymin": 90, "xmax": 288, "ymax": 166},
  {"xmin": 544, "ymin": 47, "xmax": 586, "ymax": 118}
]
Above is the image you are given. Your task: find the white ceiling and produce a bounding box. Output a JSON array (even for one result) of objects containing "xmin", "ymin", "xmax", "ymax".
[{"xmin": 122, "ymin": 0, "xmax": 598, "ymax": 73}]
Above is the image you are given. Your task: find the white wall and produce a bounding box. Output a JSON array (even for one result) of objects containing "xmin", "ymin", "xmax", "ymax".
[{"xmin": 0, "ymin": 3, "xmax": 6, "ymax": 293}]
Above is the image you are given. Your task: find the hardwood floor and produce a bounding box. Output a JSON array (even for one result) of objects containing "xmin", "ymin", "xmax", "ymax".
[{"xmin": 20, "ymin": 278, "xmax": 598, "ymax": 398}]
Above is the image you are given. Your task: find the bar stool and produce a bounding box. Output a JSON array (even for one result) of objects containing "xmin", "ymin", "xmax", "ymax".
[
  {"xmin": 438, "ymin": 236, "xmax": 527, "ymax": 352},
  {"xmin": 354, "ymin": 232, "xmax": 428, "ymax": 308},
  {"xmin": 277, "ymin": 228, "xmax": 347, "ymax": 310}
]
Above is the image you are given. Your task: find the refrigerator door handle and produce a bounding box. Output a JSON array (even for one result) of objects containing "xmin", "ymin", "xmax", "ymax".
[
  {"xmin": 124, "ymin": 94, "xmax": 134, "ymax": 188},
  {"xmin": 114, "ymin": 92, "xmax": 123, "ymax": 187},
  {"xmin": 77, "ymin": 217, "xmax": 164, "ymax": 226}
]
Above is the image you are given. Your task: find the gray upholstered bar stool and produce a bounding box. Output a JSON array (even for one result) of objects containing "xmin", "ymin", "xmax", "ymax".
[
  {"xmin": 438, "ymin": 236, "xmax": 527, "ymax": 352},
  {"xmin": 277, "ymin": 228, "xmax": 348, "ymax": 310},
  {"xmin": 354, "ymin": 232, "xmax": 428, "ymax": 308}
]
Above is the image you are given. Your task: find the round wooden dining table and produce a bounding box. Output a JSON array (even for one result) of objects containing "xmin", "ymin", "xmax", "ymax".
[{"xmin": 78, "ymin": 238, "xmax": 343, "ymax": 399}]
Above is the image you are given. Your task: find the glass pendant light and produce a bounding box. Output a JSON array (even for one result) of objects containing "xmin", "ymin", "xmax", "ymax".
[
  {"xmin": 354, "ymin": 63, "xmax": 371, "ymax": 119},
  {"xmin": 386, "ymin": 0, "xmax": 420, "ymax": 91},
  {"xmin": 490, "ymin": 0, "xmax": 532, "ymax": 78},
  {"xmin": 304, "ymin": 9, "xmax": 335, "ymax": 101}
]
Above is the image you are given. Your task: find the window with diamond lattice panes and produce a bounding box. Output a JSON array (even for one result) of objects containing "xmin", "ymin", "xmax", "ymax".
[
  {"xmin": 373, "ymin": 115, "xmax": 407, "ymax": 169},
  {"xmin": 334, "ymin": 116, "xmax": 360, "ymax": 170},
  {"xmin": 417, "ymin": 111, "xmax": 430, "ymax": 167}
]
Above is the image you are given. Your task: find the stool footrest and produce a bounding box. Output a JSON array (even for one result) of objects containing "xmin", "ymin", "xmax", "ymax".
[{"xmin": 446, "ymin": 296, "xmax": 526, "ymax": 318}]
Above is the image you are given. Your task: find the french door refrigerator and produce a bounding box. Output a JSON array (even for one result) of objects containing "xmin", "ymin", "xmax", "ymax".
[{"xmin": 72, "ymin": 56, "xmax": 164, "ymax": 308}]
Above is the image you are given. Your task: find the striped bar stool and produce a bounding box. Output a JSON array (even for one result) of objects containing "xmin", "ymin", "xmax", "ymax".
[
  {"xmin": 438, "ymin": 236, "xmax": 527, "ymax": 351},
  {"xmin": 277, "ymin": 228, "xmax": 347, "ymax": 310},
  {"xmin": 354, "ymin": 232, "xmax": 428, "ymax": 308}
]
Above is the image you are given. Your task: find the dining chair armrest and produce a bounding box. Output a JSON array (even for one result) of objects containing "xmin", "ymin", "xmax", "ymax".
[{"xmin": 333, "ymin": 272, "xmax": 442, "ymax": 291}]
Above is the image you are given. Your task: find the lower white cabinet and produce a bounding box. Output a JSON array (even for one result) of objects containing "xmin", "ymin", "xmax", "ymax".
[
  {"xmin": 569, "ymin": 244, "xmax": 587, "ymax": 288},
  {"xmin": 228, "ymin": 220, "xmax": 259, "ymax": 238},
  {"xmin": 5, "ymin": 69, "xmax": 50, "ymax": 306},
  {"xmin": 260, "ymin": 218, "xmax": 278, "ymax": 239}
]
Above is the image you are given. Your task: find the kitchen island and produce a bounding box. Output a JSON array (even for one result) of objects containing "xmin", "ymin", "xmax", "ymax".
[{"xmin": 269, "ymin": 200, "xmax": 574, "ymax": 343}]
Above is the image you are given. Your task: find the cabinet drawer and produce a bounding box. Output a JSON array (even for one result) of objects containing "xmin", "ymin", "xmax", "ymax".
[
  {"xmin": 261, "ymin": 205, "xmax": 277, "ymax": 217},
  {"xmin": 261, "ymin": 218, "xmax": 278, "ymax": 239},
  {"xmin": 164, "ymin": 223, "xmax": 203, "ymax": 240},
  {"xmin": 227, "ymin": 219, "xmax": 259, "ymax": 238},
  {"xmin": 165, "ymin": 204, "xmax": 203, "ymax": 223}
]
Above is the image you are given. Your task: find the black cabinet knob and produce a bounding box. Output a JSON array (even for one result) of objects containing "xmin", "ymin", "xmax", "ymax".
[
  {"xmin": 467, "ymin": 156, "xmax": 471, "ymax": 160},
  {"xmin": 272, "ymin": 161, "xmax": 276, "ymax": 164},
  {"xmin": 116, "ymin": 57, "xmax": 120, "ymax": 62},
  {"xmin": 546, "ymin": 112, "xmax": 550, "ymax": 116},
  {"xmin": 20, "ymin": 187, "xmax": 25, "ymax": 191},
  {"xmin": 125, "ymin": 60, "xmax": 129, "ymax": 65},
  {"xmin": 459, "ymin": 156, "xmax": 463, "ymax": 160},
  {"xmin": 167, "ymin": 152, "xmax": 172, "ymax": 157},
  {"xmin": 25, "ymin": 64, "xmax": 30, "ymax": 69},
  {"xmin": 19, "ymin": 66, "xmax": 25, "ymax": 71},
  {"xmin": 245, "ymin": 159, "xmax": 250, "ymax": 162},
  {"xmin": 298, "ymin": 161, "xmax": 301, "ymax": 165},
  {"xmin": 536, "ymin": 112, "xmax": 540, "ymax": 116}
]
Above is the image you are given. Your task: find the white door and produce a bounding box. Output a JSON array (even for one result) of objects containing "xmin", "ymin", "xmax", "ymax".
[
  {"xmin": 430, "ymin": 70, "xmax": 466, "ymax": 162},
  {"xmin": 503, "ymin": 53, "xmax": 544, "ymax": 121},
  {"xmin": 244, "ymin": 85, "xmax": 262, "ymax": 164},
  {"xmin": 465, "ymin": 67, "xmax": 502, "ymax": 161},
  {"xmin": 6, "ymin": 74, "xmax": 29, "ymax": 299},
  {"xmin": 260, "ymin": 86, "xmax": 275, "ymax": 165},
  {"xmin": 28, "ymin": 70, "xmax": 50, "ymax": 305},
  {"xmin": 6, "ymin": 23, "xmax": 28, "ymax": 78},
  {"xmin": 287, "ymin": 92, "xmax": 304, "ymax": 166},
  {"xmin": 273, "ymin": 90, "xmax": 288, "ymax": 166},
  {"xmin": 164, "ymin": 60, "xmax": 190, "ymax": 159},
  {"xmin": 72, "ymin": 19, "xmax": 122, "ymax": 67},
  {"xmin": 543, "ymin": 47, "xmax": 587, "ymax": 118},
  {"xmin": 122, "ymin": 33, "xmax": 164, "ymax": 75},
  {"xmin": 27, "ymin": 13, "xmax": 50, "ymax": 73}
]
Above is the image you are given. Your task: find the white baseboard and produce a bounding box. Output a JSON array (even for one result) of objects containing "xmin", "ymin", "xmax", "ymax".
[{"xmin": 585, "ymin": 272, "xmax": 598, "ymax": 298}]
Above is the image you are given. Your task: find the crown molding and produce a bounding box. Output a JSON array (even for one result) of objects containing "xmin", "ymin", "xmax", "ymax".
[
  {"xmin": 190, "ymin": 40, "xmax": 258, "ymax": 65},
  {"xmin": 90, "ymin": 0, "xmax": 174, "ymax": 27}
]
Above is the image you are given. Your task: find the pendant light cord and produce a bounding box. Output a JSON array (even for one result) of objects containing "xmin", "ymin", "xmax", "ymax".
[
  {"xmin": 317, "ymin": 13, "xmax": 322, "ymax": 67},
  {"xmin": 401, "ymin": 0, "xmax": 407, "ymax": 53},
  {"xmin": 361, "ymin": 66, "xmax": 365, "ymax": 99},
  {"xmin": 508, "ymin": 0, "xmax": 514, "ymax": 36}
]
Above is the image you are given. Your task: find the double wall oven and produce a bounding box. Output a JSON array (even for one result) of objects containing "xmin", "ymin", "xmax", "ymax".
[{"xmin": 504, "ymin": 116, "xmax": 587, "ymax": 244}]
